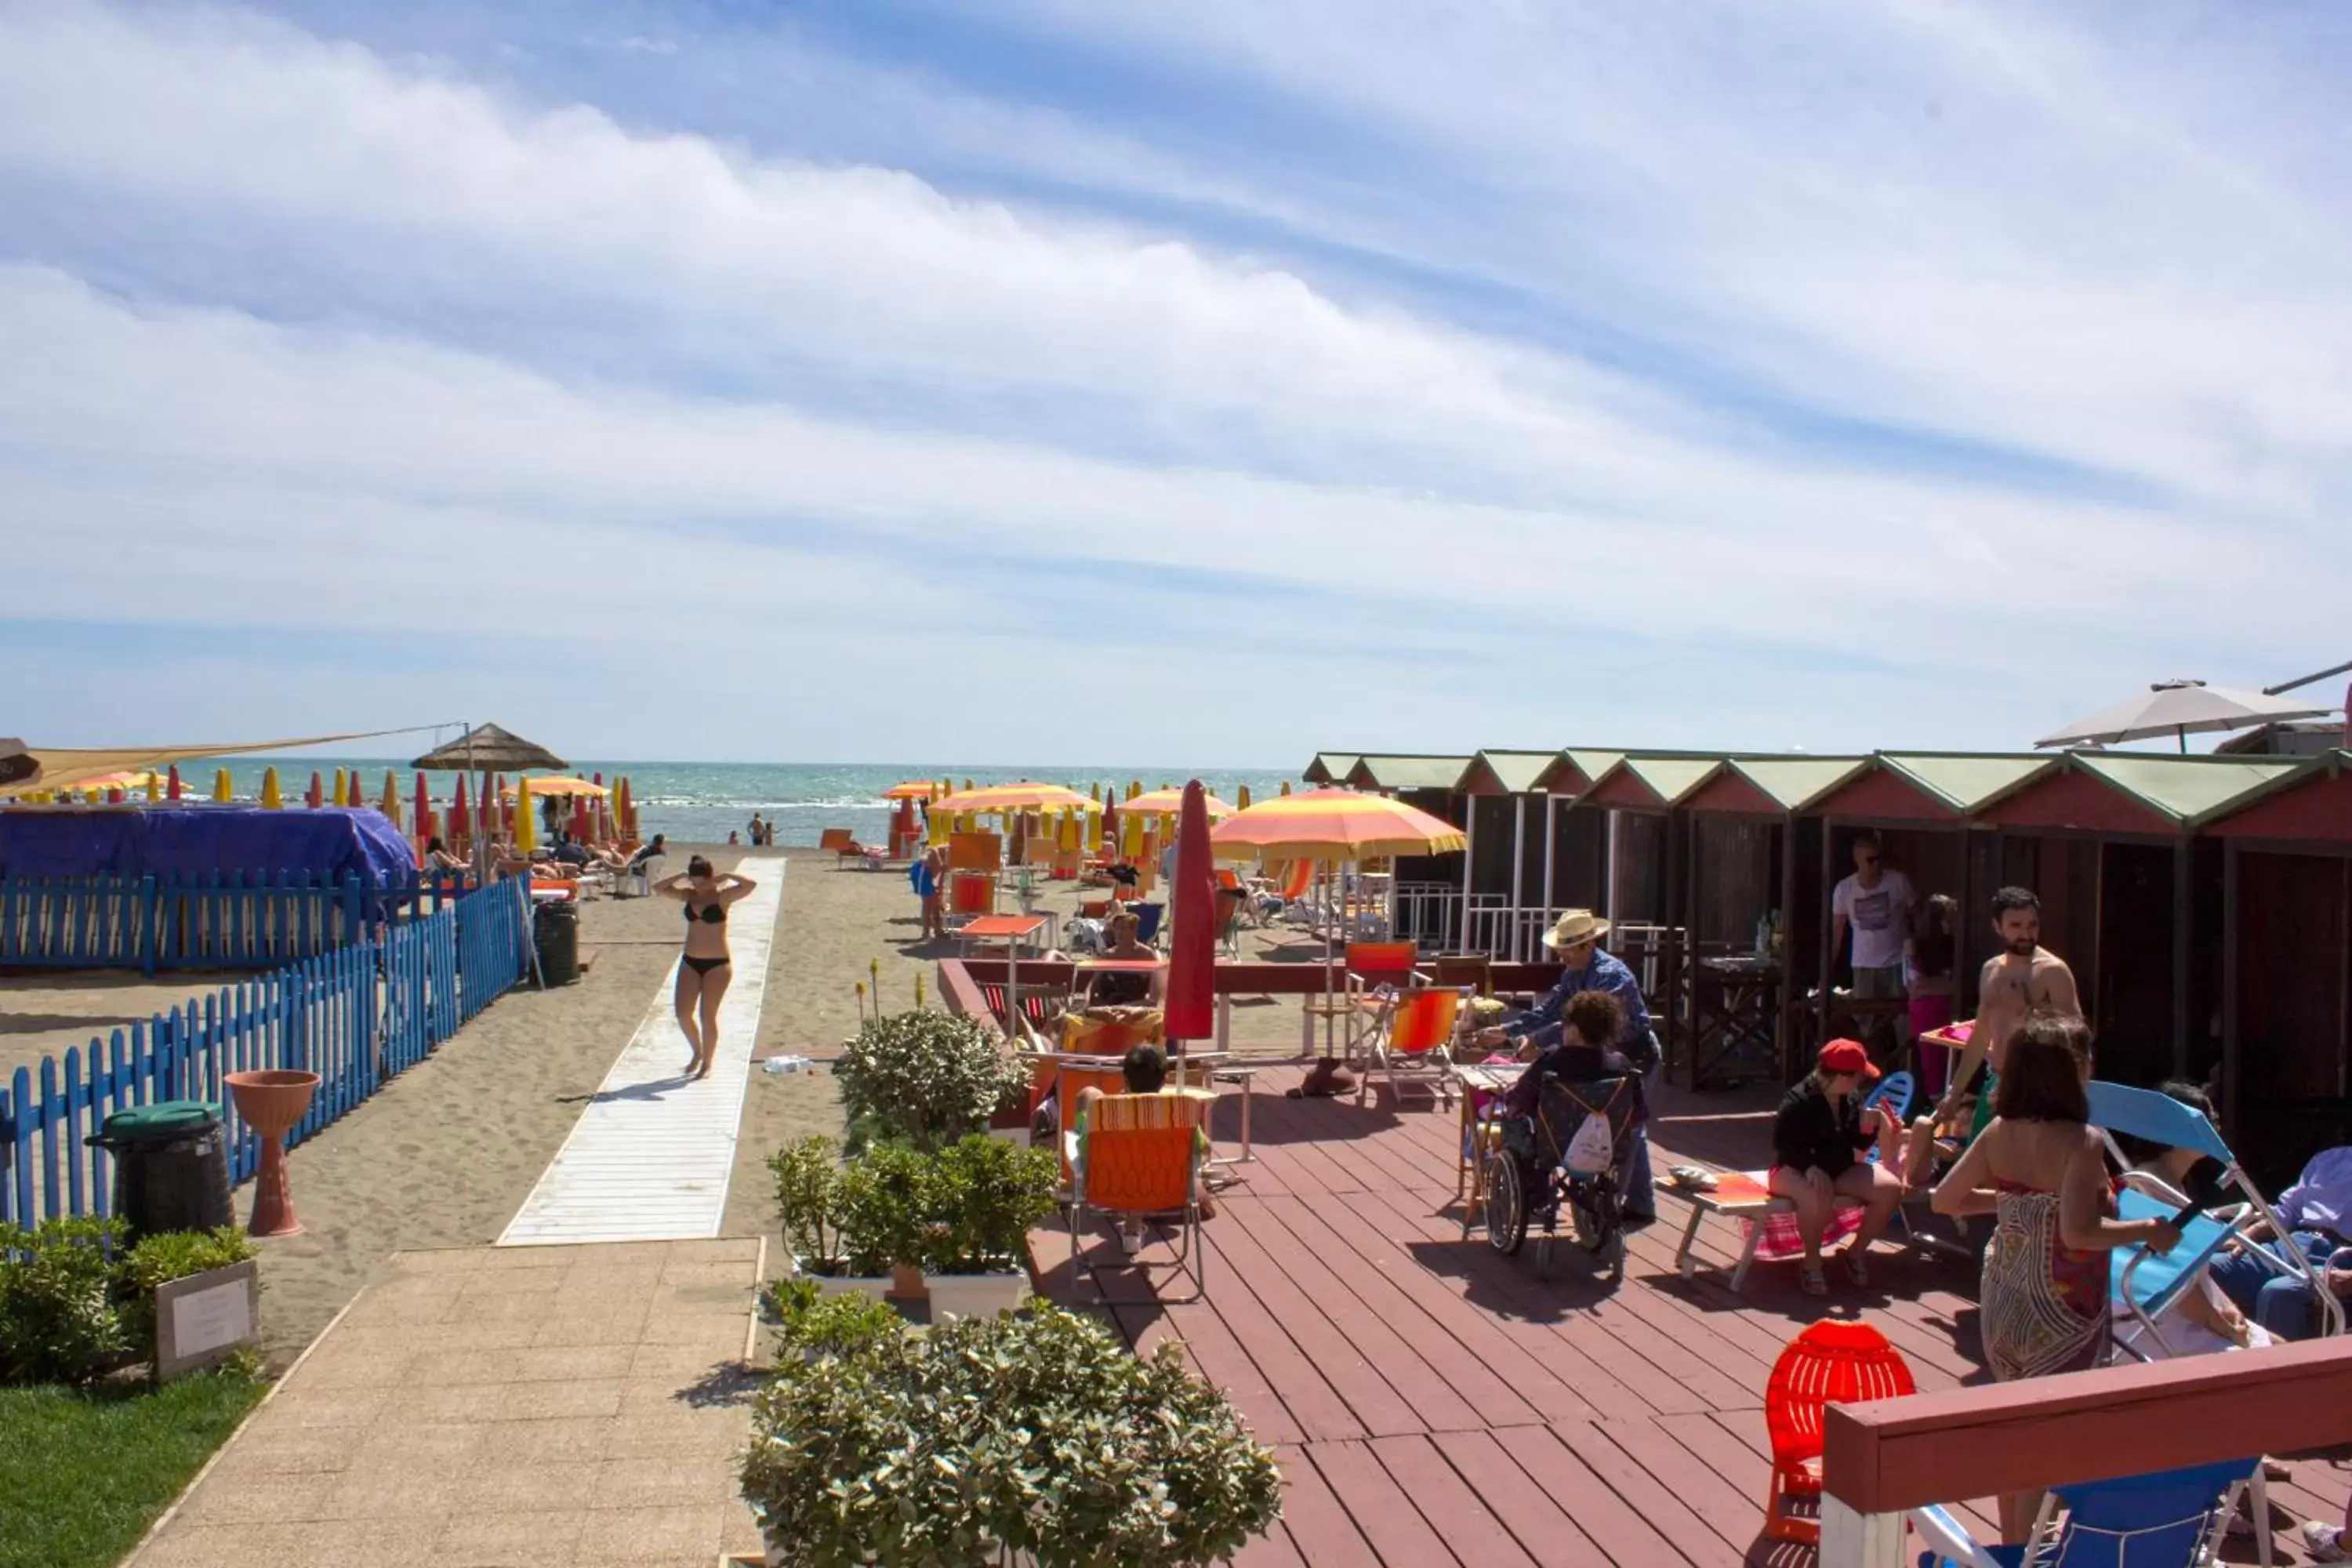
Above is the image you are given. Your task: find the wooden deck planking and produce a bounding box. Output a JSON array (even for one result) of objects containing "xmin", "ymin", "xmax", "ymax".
[{"xmin": 1039, "ymin": 1062, "xmax": 2337, "ymax": 1566}]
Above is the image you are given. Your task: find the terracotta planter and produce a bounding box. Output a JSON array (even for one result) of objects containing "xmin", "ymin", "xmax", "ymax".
[
  {"xmin": 224, "ymin": 1069, "xmax": 320, "ymax": 1237},
  {"xmin": 887, "ymin": 1264, "xmax": 928, "ymax": 1301},
  {"xmin": 924, "ymin": 1269, "xmax": 1030, "ymax": 1323}
]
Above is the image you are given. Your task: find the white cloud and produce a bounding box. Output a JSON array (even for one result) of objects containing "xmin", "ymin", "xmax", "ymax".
[{"xmin": 0, "ymin": 1, "xmax": 2344, "ymax": 757}]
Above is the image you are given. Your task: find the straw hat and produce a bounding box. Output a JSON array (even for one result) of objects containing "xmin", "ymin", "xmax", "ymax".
[{"xmin": 1540, "ymin": 909, "xmax": 1611, "ymax": 950}]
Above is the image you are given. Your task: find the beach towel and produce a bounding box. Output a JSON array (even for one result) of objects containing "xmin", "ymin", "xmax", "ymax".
[{"xmin": 1716, "ymin": 1171, "xmax": 1863, "ymax": 1261}]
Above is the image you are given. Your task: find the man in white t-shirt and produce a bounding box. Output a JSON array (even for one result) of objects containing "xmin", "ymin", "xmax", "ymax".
[{"xmin": 1831, "ymin": 833, "xmax": 1915, "ymax": 1001}]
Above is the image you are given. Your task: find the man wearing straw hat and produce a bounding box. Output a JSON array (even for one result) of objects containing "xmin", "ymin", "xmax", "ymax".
[{"xmin": 1478, "ymin": 909, "xmax": 1661, "ymax": 1227}]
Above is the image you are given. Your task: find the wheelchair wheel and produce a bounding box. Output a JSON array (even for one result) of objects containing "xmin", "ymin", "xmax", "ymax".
[{"xmin": 1485, "ymin": 1151, "xmax": 1529, "ymax": 1257}]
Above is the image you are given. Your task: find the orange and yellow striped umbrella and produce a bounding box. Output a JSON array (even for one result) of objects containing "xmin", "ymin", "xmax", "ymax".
[
  {"xmin": 931, "ymin": 782, "xmax": 1101, "ymax": 815},
  {"xmin": 1208, "ymin": 787, "xmax": 1465, "ymax": 862},
  {"xmin": 880, "ymin": 779, "xmax": 943, "ymax": 800},
  {"xmin": 1122, "ymin": 787, "xmax": 1235, "ymax": 818}
]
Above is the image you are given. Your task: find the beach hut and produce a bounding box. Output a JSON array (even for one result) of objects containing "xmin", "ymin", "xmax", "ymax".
[
  {"xmin": 1675, "ymin": 757, "xmax": 1867, "ymax": 1084},
  {"xmin": 2205, "ymin": 751, "xmax": 2352, "ymax": 1175},
  {"xmin": 1298, "ymin": 753, "xmax": 1361, "ymax": 786},
  {"xmin": 1340, "ymin": 754, "xmax": 1472, "ymax": 946},
  {"xmin": 1970, "ymin": 751, "xmax": 2299, "ymax": 1091},
  {"xmin": 1451, "ymin": 750, "xmax": 1565, "ymax": 960}
]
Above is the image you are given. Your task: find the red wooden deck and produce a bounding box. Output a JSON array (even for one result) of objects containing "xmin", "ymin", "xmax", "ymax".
[{"xmin": 1031, "ymin": 1064, "xmax": 2349, "ymax": 1566}]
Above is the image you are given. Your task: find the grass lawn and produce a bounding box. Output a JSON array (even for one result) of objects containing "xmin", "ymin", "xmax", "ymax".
[{"xmin": 0, "ymin": 1367, "xmax": 265, "ymax": 1568}]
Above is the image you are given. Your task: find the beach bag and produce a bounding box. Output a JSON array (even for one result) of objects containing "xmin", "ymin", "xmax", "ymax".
[{"xmin": 1562, "ymin": 1111, "xmax": 1614, "ymax": 1176}]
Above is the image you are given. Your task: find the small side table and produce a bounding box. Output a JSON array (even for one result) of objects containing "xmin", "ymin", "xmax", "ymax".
[{"xmin": 1209, "ymin": 1065, "xmax": 1260, "ymax": 1167}]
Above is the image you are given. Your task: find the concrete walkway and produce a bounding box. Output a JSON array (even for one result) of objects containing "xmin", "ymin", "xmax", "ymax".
[
  {"xmin": 500, "ymin": 857, "xmax": 787, "ymax": 1247},
  {"xmin": 127, "ymin": 1240, "xmax": 766, "ymax": 1568}
]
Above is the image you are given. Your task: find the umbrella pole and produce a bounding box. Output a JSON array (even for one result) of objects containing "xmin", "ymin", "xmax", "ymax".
[{"xmin": 1323, "ymin": 861, "xmax": 1337, "ymax": 1061}]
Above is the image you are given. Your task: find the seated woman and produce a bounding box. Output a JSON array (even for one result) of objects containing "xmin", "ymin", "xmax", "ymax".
[
  {"xmin": 1772, "ymin": 1039, "xmax": 1906, "ymax": 1295},
  {"xmin": 1087, "ymin": 910, "xmax": 1163, "ymax": 1007},
  {"xmin": 1497, "ymin": 990, "xmax": 1657, "ymax": 1229},
  {"xmin": 2108, "ymin": 1080, "xmax": 2267, "ymax": 1356},
  {"xmin": 2206, "ymin": 1142, "xmax": 2352, "ymax": 1343},
  {"xmin": 423, "ymin": 835, "xmax": 466, "ymax": 873},
  {"xmin": 1071, "ymin": 1044, "xmax": 1218, "ymax": 1252}
]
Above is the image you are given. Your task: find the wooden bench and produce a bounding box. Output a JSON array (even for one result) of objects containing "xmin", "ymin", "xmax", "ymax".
[{"xmin": 1671, "ymin": 1170, "xmax": 1940, "ymax": 1291}]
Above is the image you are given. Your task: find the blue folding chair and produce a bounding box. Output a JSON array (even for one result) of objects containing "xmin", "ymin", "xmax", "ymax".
[
  {"xmin": 2089, "ymin": 1081, "xmax": 2343, "ymax": 1347},
  {"xmin": 1911, "ymin": 1457, "xmax": 2258, "ymax": 1567}
]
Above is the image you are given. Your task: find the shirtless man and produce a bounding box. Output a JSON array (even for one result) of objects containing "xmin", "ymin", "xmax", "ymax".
[{"xmin": 1900, "ymin": 885, "xmax": 2081, "ymax": 1187}]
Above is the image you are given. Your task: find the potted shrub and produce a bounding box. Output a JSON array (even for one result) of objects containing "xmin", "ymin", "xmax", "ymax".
[
  {"xmin": 836, "ymin": 1009, "xmax": 1031, "ymax": 1152},
  {"xmin": 921, "ymin": 1134, "xmax": 1058, "ymax": 1323},
  {"xmin": 835, "ymin": 1141, "xmax": 937, "ymax": 1301},
  {"xmin": 743, "ymin": 1297, "xmax": 1284, "ymax": 1567},
  {"xmin": 767, "ymin": 1137, "xmax": 891, "ymax": 1301}
]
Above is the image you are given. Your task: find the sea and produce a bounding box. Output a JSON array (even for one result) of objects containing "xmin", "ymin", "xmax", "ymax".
[{"xmin": 206, "ymin": 760, "xmax": 1305, "ymax": 847}]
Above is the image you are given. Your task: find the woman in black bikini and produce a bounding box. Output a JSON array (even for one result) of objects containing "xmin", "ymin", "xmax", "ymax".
[{"xmin": 657, "ymin": 856, "xmax": 757, "ymax": 1078}]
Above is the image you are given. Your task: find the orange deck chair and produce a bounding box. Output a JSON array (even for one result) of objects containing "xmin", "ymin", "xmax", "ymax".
[
  {"xmin": 1360, "ymin": 986, "xmax": 1464, "ymax": 1109},
  {"xmin": 1343, "ymin": 940, "xmax": 1428, "ymax": 1062},
  {"xmin": 1064, "ymin": 1090, "xmax": 1213, "ymax": 1303}
]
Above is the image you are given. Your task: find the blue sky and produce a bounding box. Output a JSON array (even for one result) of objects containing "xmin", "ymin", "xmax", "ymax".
[{"xmin": 3, "ymin": 1, "xmax": 2348, "ymax": 765}]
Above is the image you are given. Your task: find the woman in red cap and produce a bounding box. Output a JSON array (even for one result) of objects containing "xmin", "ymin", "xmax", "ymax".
[{"xmin": 1770, "ymin": 1039, "xmax": 1906, "ymax": 1295}]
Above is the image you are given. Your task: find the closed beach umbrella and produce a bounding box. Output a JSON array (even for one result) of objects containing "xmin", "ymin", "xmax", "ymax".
[
  {"xmin": 331, "ymin": 768, "xmax": 346, "ymax": 806},
  {"xmin": 260, "ymin": 767, "xmax": 282, "ymax": 810},
  {"xmin": 1164, "ymin": 782, "xmax": 1218, "ymax": 1045},
  {"xmin": 305, "ymin": 771, "xmax": 321, "ymax": 808},
  {"xmin": 515, "ymin": 776, "xmax": 537, "ymax": 855},
  {"xmin": 167, "ymin": 764, "xmax": 183, "ymax": 800},
  {"xmin": 348, "ymin": 771, "xmax": 365, "ymax": 809},
  {"xmin": 414, "ymin": 772, "xmax": 432, "ymax": 840},
  {"xmin": 450, "ymin": 773, "xmax": 471, "ymax": 842},
  {"xmin": 212, "ymin": 767, "xmax": 233, "ymax": 803},
  {"xmin": 614, "ymin": 776, "xmax": 633, "ymax": 837},
  {"xmin": 1127, "ymin": 780, "xmax": 1142, "ymax": 800},
  {"xmin": 2035, "ymin": 678, "xmax": 2333, "ymax": 752},
  {"xmin": 1237, "ymin": 784, "xmax": 1251, "ymax": 811},
  {"xmin": 1279, "ymin": 780, "xmax": 1291, "ymax": 796},
  {"xmin": 569, "ymin": 793, "xmax": 591, "ymax": 840},
  {"xmin": 380, "ymin": 770, "xmax": 400, "ymax": 826}
]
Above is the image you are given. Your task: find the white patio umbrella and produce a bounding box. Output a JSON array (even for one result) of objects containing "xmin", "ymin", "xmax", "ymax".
[{"xmin": 2036, "ymin": 679, "xmax": 2336, "ymax": 753}]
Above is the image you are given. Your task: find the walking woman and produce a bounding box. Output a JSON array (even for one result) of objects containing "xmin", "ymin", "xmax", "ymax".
[
  {"xmin": 1933, "ymin": 1011, "xmax": 2180, "ymax": 1541},
  {"xmin": 656, "ymin": 856, "xmax": 757, "ymax": 1078}
]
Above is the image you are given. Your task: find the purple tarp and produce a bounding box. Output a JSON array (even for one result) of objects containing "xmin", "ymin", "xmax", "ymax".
[{"xmin": 0, "ymin": 807, "xmax": 416, "ymax": 891}]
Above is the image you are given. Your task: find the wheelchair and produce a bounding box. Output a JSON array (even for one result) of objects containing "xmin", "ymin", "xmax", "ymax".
[{"xmin": 1482, "ymin": 1073, "xmax": 1647, "ymax": 1284}]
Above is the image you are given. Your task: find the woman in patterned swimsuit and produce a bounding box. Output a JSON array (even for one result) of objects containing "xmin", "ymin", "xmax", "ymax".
[{"xmin": 1932, "ymin": 1011, "xmax": 2183, "ymax": 1544}]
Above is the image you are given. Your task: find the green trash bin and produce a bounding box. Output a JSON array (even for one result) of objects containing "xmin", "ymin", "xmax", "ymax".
[{"xmin": 88, "ymin": 1100, "xmax": 234, "ymax": 1243}]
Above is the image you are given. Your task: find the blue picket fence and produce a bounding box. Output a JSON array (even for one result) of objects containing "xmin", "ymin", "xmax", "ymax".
[
  {"xmin": 0, "ymin": 870, "xmax": 472, "ymax": 976},
  {"xmin": 0, "ymin": 877, "xmax": 532, "ymax": 1228}
]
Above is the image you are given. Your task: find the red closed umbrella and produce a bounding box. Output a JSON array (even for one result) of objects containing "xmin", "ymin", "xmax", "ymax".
[
  {"xmin": 449, "ymin": 771, "xmax": 471, "ymax": 841},
  {"xmin": 569, "ymin": 795, "xmax": 591, "ymax": 840},
  {"xmin": 1163, "ymin": 779, "xmax": 1218, "ymax": 1047},
  {"xmin": 167, "ymin": 764, "xmax": 183, "ymax": 800},
  {"xmin": 413, "ymin": 771, "xmax": 433, "ymax": 841},
  {"xmin": 305, "ymin": 771, "xmax": 321, "ymax": 809}
]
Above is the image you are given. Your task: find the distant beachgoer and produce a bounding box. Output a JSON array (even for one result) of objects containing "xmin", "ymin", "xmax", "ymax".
[
  {"xmin": 748, "ymin": 813, "xmax": 769, "ymax": 848},
  {"xmin": 727, "ymin": 830, "xmax": 741, "ymax": 846},
  {"xmin": 1932, "ymin": 1012, "xmax": 2177, "ymax": 1544},
  {"xmin": 423, "ymin": 836, "xmax": 466, "ymax": 873},
  {"xmin": 1091, "ymin": 910, "xmax": 1163, "ymax": 1005},
  {"xmin": 656, "ymin": 856, "xmax": 758, "ymax": 1079},
  {"xmin": 629, "ymin": 833, "xmax": 667, "ymax": 868}
]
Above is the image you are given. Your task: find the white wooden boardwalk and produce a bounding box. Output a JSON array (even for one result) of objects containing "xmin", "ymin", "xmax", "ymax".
[{"xmin": 498, "ymin": 856, "xmax": 787, "ymax": 1246}]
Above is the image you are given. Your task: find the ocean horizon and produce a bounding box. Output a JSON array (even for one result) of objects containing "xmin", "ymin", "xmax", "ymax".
[{"xmin": 201, "ymin": 759, "xmax": 1308, "ymax": 848}]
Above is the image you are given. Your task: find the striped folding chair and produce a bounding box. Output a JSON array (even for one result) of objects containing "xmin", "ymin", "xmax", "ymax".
[{"xmin": 1065, "ymin": 1091, "xmax": 1213, "ymax": 1303}]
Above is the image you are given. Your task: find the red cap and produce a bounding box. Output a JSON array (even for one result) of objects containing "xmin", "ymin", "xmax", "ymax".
[{"xmin": 1817, "ymin": 1039, "xmax": 1879, "ymax": 1079}]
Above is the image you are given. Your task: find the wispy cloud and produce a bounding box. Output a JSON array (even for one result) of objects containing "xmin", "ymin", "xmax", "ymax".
[{"xmin": 0, "ymin": 0, "xmax": 2344, "ymax": 761}]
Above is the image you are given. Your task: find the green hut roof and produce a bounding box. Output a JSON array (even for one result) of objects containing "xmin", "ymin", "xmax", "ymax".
[
  {"xmin": 1348, "ymin": 754, "xmax": 1474, "ymax": 792},
  {"xmin": 1463, "ymin": 750, "xmax": 1561, "ymax": 795},
  {"xmin": 1721, "ymin": 756, "xmax": 1869, "ymax": 811}
]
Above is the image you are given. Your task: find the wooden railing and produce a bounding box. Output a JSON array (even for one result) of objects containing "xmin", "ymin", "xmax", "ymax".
[{"xmin": 1821, "ymin": 1336, "xmax": 2352, "ymax": 1565}]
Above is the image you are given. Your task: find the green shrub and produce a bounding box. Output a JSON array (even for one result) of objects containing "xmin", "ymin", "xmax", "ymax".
[
  {"xmin": 0, "ymin": 1218, "xmax": 132, "ymax": 1387},
  {"xmin": 766, "ymin": 1277, "xmax": 904, "ymax": 1360},
  {"xmin": 927, "ymin": 1134, "xmax": 1058, "ymax": 1275},
  {"xmin": 742, "ymin": 1304, "xmax": 1281, "ymax": 1568},
  {"xmin": 768, "ymin": 1136, "xmax": 850, "ymax": 1274},
  {"xmin": 835, "ymin": 1009, "xmax": 1030, "ymax": 1152},
  {"xmin": 834, "ymin": 1142, "xmax": 934, "ymax": 1278},
  {"xmin": 118, "ymin": 1229, "xmax": 255, "ymax": 1359}
]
